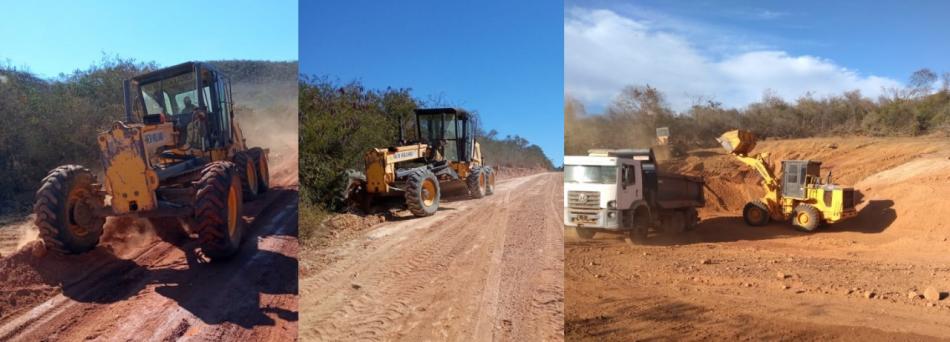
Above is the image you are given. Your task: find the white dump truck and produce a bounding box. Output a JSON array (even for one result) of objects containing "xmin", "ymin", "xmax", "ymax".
[{"xmin": 564, "ymin": 149, "xmax": 704, "ymax": 242}]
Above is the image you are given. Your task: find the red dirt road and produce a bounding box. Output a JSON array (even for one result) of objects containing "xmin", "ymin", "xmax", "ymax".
[
  {"xmin": 0, "ymin": 187, "xmax": 299, "ymax": 341},
  {"xmin": 300, "ymin": 173, "xmax": 565, "ymax": 341}
]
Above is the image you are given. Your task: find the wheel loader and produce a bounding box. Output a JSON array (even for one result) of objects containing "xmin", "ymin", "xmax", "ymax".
[
  {"xmin": 346, "ymin": 107, "xmax": 496, "ymax": 217},
  {"xmin": 716, "ymin": 130, "xmax": 857, "ymax": 231},
  {"xmin": 33, "ymin": 62, "xmax": 269, "ymax": 260}
]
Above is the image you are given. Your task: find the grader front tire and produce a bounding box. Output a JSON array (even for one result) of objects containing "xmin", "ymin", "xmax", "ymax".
[
  {"xmin": 33, "ymin": 165, "xmax": 105, "ymax": 254},
  {"xmin": 405, "ymin": 169, "xmax": 440, "ymax": 217},
  {"xmin": 194, "ymin": 161, "xmax": 245, "ymax": 260},
  {"xmin": 467, "ymin": 167, "xmax": 487, "ymax": 199}
]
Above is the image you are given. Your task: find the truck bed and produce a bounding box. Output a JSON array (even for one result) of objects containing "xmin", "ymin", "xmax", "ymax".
[{"xmin": 656, "ymin": 173, "xmax": 704, "ymax": 209}]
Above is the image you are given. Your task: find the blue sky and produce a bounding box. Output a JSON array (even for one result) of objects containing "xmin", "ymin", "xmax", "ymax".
[
  {"xmin": 300, "ymin": 0, "xmax": 564, "ymax": 165},
  {"xmin": 0, "ymin": 0, "xmax": 297, "ymax": 78},
  {"xmin": 566, "ymin": 0, "xmax": 950, "ymax": 112}
]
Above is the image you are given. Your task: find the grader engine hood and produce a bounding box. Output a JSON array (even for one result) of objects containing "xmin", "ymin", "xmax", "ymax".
[{"xmin": 97, "ymin": 122, "xmax": 161, "ymax": 214}]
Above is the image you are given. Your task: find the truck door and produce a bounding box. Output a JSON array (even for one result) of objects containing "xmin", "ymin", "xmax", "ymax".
[{"xmin": 618, "ymin": 161, "xmax": 642, "ymax": 209}]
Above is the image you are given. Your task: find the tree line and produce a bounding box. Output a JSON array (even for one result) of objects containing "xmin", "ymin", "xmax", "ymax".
[{"xmin": 566, "ymin": 68, "xmax": 950, "ymax": 155}]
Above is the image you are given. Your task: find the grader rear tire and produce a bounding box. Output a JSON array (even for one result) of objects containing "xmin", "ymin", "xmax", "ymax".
[
  {"xmin": 467, "ymin": 167, "xmax": 487, "ymax": 199},
  {"xmin": 485, "ymin": 167, "xmax": 496, "ymax": 195},
  {"xmin": 249, "ymin": 147, "xmax": 270, "ymax": 194},
  {"xmin": 33, "ymin": 165, "xmax": 105, "ymax": 254},
  {"xmin": 405, "ymin": 169, "xmax": 440, "ymax": 217},
  {"xmin": 194, "ymin": 161, "xmax": 245, "ymax": 260},
  {"xmin": 233, "ymin": 151, "xmax": 260, "ymax": 201}
]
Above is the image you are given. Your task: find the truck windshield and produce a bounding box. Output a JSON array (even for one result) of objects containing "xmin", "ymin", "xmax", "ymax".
[{"xmin": 565, "ymin": 165, "xmax": 617, "ymax": 184}]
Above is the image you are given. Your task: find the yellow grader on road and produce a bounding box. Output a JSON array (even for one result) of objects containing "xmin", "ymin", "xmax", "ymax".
[
  {"xmin": 33, "ymin": 62, "xmax": 269, "ymax": 260},
  {"xmin": 347, "ymin": 108, "xmax": 496, "ymax": 217},
  {"xmin": 717, "ymin": 130, "xmax": 856, "ymax": 231}
]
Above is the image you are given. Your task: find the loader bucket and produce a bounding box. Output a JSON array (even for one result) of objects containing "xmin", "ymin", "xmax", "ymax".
[{"xmin": 716, "ymin": 130, "xmax": 757, "ymax": 155}]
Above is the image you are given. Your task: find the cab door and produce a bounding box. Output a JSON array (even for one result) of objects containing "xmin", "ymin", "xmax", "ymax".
[{"xmin": 617, "ymin": 160, "xmax": 642, "ymax": 209}]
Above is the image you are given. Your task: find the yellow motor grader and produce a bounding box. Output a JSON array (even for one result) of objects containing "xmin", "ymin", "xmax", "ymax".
[
  {"xmin": 347, "ymin": 108, "xmax": 496, "ymax": 217},
  {"xmin": 33, "ymin": 62, "xmax": 269, "ymax": 260},
  {"xmin": 717, "ymin": 130, "xmax": 856, "ymax": 231}
]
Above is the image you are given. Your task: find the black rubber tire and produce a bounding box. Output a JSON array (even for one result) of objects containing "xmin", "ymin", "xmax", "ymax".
[
  {"xmin": 793, "ymin": 204, "xmax": 821, "ymax": 232},
  {"xmin": 624, "ymin": 209, "xmax": 649, "ymax": 244},
  {"xmin": 233, "ymin": 151, "xmax": 260, "ymax": 201},
  {"xmin": 485, "ymin": 167, "xmax": 496, "ymax": 196},
  {"xmin": 194, "ymin": 161, "xmax": 244, "ymax": 260},
  {"xmin": 249, "ymin": 147, "xmax": 269, "ymax": 194},
  {"xmin": 467, "ymin": 167, "xmax": 486, "ymax": 199},
  {"xmin": 575, "ymin": 227, "xmax": 596, "ymax": 239},
  {"xmin": 405, "ymin": 169, "xmax": 440, "ymax": 217},
  {"xmin": 684, "ymin": 208, "xmax": 699, "ymax": 231},
  {"xmin": 33, "ymin": 165, "xmax": 105, "ymax": 254},
  {"xmin": 743, "ymin": 200, "xmax": 770, "ymax": 226}
]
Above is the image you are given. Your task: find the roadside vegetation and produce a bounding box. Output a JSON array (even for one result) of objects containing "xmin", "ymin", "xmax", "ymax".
[{"xmin": 566, "ymin": 68, "xmax": 950, "ymax": 155}]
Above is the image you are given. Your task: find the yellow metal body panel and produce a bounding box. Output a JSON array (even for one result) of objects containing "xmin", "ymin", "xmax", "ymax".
[
  {"xmin": 365, "ymin": 144, "xmax": 429, "ymax": 193},
  {"xmin": 97, "ymin": 123, "xmax": 160, "ymax": 214}
]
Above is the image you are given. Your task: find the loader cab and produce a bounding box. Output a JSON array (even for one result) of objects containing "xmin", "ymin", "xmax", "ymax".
[
  {"xmin": 125, "ymin": 62, "xmax": 234, "ymax": 151},
  {"xmin": 415, "ymin": 108, "xmax": 476, "ymax": 163},
  {"xmin": 781, "ymin": 160, "xmax": 821, "ymax": 199}
]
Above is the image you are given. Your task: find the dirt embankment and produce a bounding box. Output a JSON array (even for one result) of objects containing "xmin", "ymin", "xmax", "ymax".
[
  {"xmin": 300, "ymin": 173, "xmax": 564, "ymax": 341},
  {"xmin": 567, "ymin": 135, "xmax": 950, "ymax": 340}
]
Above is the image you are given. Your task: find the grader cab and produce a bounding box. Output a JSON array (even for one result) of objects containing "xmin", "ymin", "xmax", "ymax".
[{"xmin": 34, "ymin": 62, "xmax": 270, "ymax": 260}]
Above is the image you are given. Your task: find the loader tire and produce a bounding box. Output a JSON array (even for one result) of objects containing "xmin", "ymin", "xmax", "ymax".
[
  {"xmin": 575, "ymin": 228, "xmax": 596, "ymax": 240},
  {"xmin": 249, "ymin": 147, "xmax": 270, "ymax": 194},
  {"xmin": 743, "ymin": 200, "xmax": 770, "ymax": 227},
  {"xmin": 793, "ymin": 204, "xmax": 821, "ymax": 232},
  {"xmin": 405, "ymin": 169, "xmax": 440, "ymax": 217},
  {"xmin": 467, "ymin": 167, "xmax": 487, "ymax": 199},
  {"xmin": 485, "ymin": 167, "xmax": 496, "ymax": 195},
  {"xmin": 233, "ymin": 151, "xmax": 260, "ymax": 201},
  {"xmin": 194, "ymin": 161, "xmax": 244, "ymax": 260},
  {"xmin": 33, "ymin": 165, "xmax": 105, "ymax": 254}
]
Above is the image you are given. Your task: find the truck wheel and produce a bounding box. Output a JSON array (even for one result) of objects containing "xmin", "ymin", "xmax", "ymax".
[
  {"xmin": 233, "ymin": 151, "xmax": 260, "ymax": 201},
  {"xmin": 485, "ymin": 167, "xmax": 496, "ymax": 195},
  {"xmin": 33, "ymin": 165, "xmax": 105, "ymax": 254},
  {"xmin": 405, "ymin": 169, "xmax": 440, "ymax": 217},
  {"xmin": 194, "ymin": 161, "xmax": 244, "ymax": 260},
  {"xmin": 742, "ymin": 200, "xmax": 770, "ymax": 226},
  {"xmin": 624, "ymin": 209, "xmax": 649, "ymax": 244},
  {"xmin": 684, "ymin": 208, "xmax": 699, "ymax": 231},
  {"xmin": 467, "ymin": 167, "xmax": 487, "ymax": 199},
  {"xmin": 249, "ymin": 147, "xmax": 270, "ymax": 194},
  {"xmin": 575, "ymin": 228, "xmax": 595, "ymax": 239},
  {"xmin": 793, "ymin": 204, "xmax": 821, "ymax": 232}
]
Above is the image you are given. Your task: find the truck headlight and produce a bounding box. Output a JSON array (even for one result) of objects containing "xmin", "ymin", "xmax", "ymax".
[
  {"xmin": 607, "ymin": 200, "xmax": 616, "ymax": 209},
  {"xmin": 607, "ymin": 211, "xmax": 616, "ymax": 219}
]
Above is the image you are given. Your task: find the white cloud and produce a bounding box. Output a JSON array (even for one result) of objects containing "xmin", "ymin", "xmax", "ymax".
[{"xmin": 565, "ymin": 7, "xmax": 901, "ymax": 112}]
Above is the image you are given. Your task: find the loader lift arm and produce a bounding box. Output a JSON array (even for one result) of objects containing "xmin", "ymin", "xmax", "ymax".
[{"xmin": 716, "ymin": 130, "xmax": 780, "ymax": 204}]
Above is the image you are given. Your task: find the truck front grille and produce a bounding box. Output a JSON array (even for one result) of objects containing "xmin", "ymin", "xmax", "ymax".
[{"xmin": 568, "ymin": 191, "xmax": 600, "ymax": 209}]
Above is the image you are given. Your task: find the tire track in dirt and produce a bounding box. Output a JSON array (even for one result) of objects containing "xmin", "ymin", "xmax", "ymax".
[
  {"xmin": 300, "ymin": 173, "xmax": 564, "ymax": 341},
  {"xmin": 0, "ymin": 187, "xmax": 299, "ymax": 342}
]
